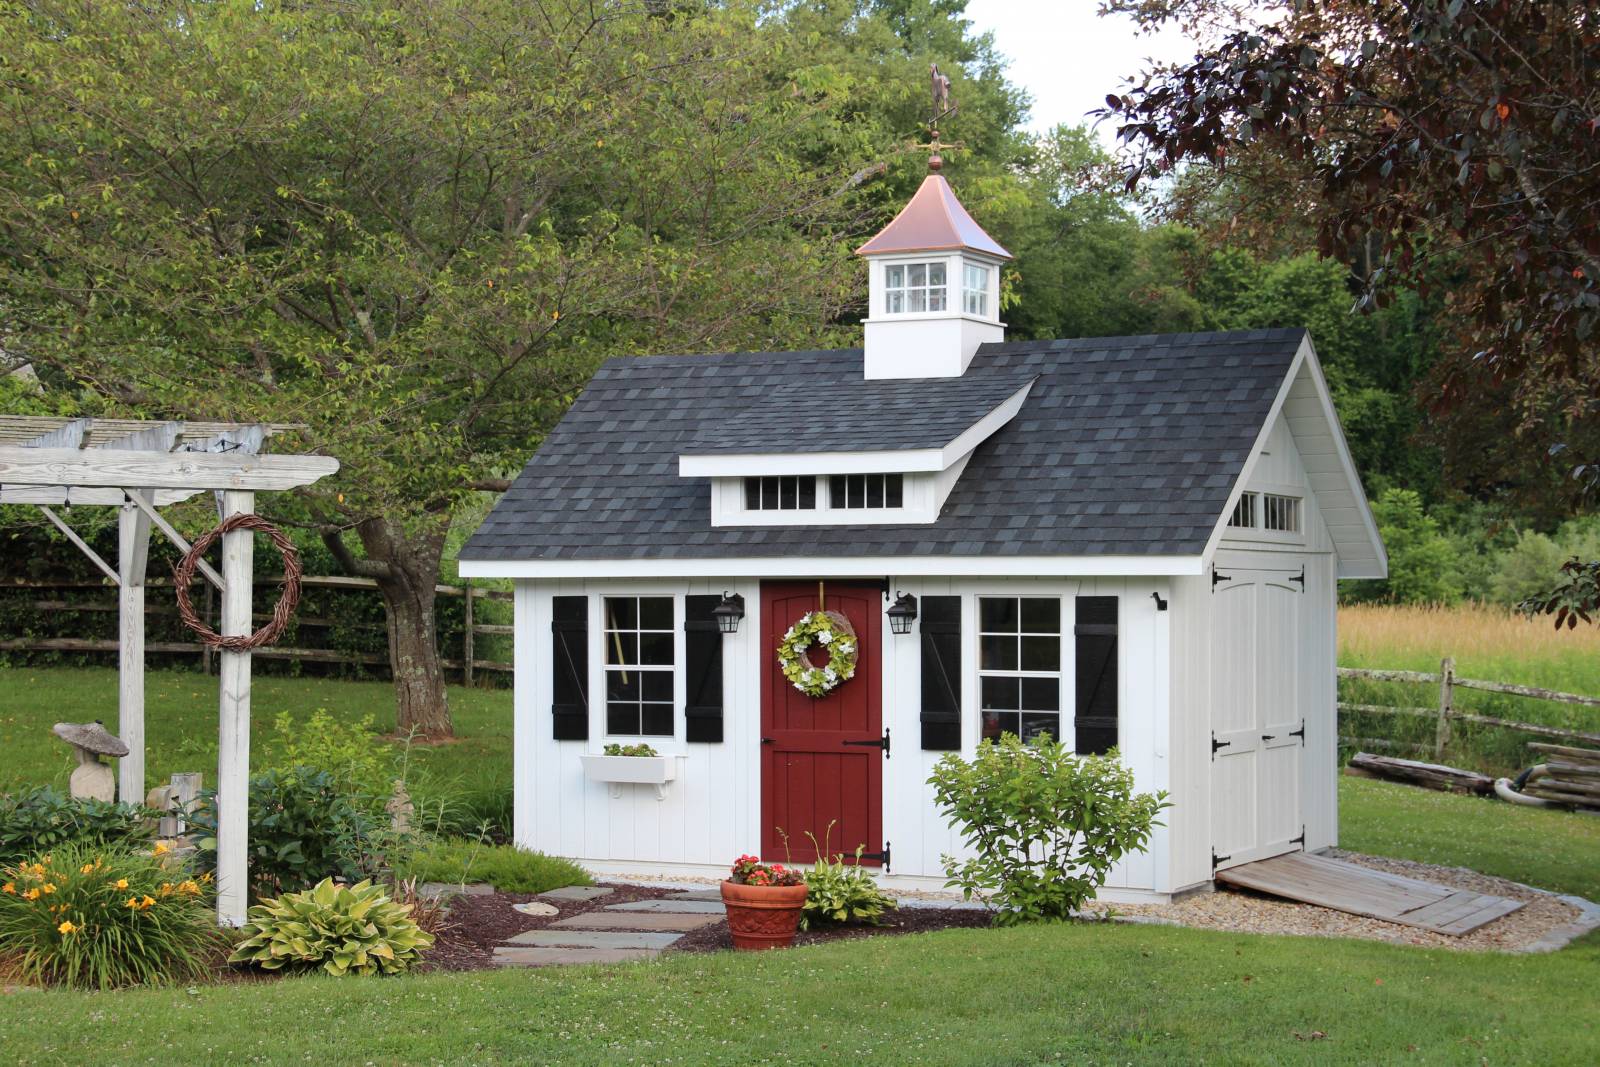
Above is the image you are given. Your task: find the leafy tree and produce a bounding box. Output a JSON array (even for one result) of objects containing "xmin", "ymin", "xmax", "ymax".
[
  {"xmin": 1342, "ymin": 488, "xmax": 1462, "ymax": 605},
  {"xmin": 0, "ymin": 0, "xmax": 878, "ymax": 735}
]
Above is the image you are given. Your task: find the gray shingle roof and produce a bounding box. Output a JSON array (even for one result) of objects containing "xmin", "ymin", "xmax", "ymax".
[
  {"xmin": 460, "ymin": 328, "xmax": 1307, "ymax": 563},
  {"xmin": 681, "ymin": 363, "xmax": 1034, "ymax": 455}
]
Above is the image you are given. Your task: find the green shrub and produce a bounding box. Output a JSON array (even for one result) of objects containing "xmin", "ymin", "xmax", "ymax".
[
  {"xmin": 801, "ymin": 841, "xmax": 897, "ymax": 929},
  {"xmin": 1341, "ymin": 488, "xmax": 1464, "ymax": 605},
  {"xmin": 269, "ymin": 708, "xmax": 396, "ymax": 809},
  {"xmin": 0, "ymin": 787, "xmax": 155, "ymax": 866},
  {"xmin": 230, "ymin": 878, "xmax": 432, "ymax": 976},
  {"xmin": 928, "ymin": 734, "xmax": 1169, "ymax": 925},
  {"xmin": 396, "ymin": 839, "xmax": 589, "ymax": 894},
  {"xmin": 190, "ymin": 768, "xmax": 374, "ymax": 897},
  {"xmin": 0, "ymin": 843, "xmax": 223, "ymax": 989}
]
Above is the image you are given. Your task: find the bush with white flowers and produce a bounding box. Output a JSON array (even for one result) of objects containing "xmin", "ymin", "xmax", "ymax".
[{"xmin": 777, "ymin": 610, "xmax": 858, "ymax": 698}]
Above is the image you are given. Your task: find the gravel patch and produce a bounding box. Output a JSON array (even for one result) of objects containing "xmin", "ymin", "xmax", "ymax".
[{"xmin": 1087, "ymin": 850, "xmax": 1592, "ymax": 952}]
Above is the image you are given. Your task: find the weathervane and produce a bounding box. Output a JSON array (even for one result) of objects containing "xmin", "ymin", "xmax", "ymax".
[{"xmin": 916, "ymin": 64, "xmax": 963, "ymax": 172}]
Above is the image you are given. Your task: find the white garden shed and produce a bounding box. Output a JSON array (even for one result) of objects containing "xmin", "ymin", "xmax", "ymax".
[{"xmin": 460, "ymin": 171, "xmax": 1387, "ymax": 901}]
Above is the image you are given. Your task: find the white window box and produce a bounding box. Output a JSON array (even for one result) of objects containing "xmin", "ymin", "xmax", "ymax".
[{"xmin": 580, "ymin": 753, "xmax": 680, "ymax": 800}]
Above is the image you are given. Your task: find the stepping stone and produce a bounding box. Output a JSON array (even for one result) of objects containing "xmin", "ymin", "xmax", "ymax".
[
  {"xmin": 538, "ymin": 885, "xmax": 614, "ymax": 901},
  {"xmin": 512, "ymin": 901, "xmax": 559, "ymax": 917},
  {"xmin": 666, "ymin": 889, "xmax": 723, "ymax": 902},
  {"xmin": 608, "ymin": 899, "xmax": 725, "ymax": 914},
  {"xmin": 492, "ymin": 946, "xmax": 657, "ymax": 967},
  {"xmin": 551, "ymin": 911, "xmax": 724, "ymax": 932},
  {"xmin": 504, "ymin": 929, "xmax": 682, "ymax": 950},
  {"xmin": 419, "ymin": 882, "xmax": 494, "ymax": 901}
]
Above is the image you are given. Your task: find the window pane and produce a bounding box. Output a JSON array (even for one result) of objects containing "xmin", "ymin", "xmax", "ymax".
[
  {"xmin": 1020, "ymin": 714, "xmax": 1059, "ymax": 742},
  {"xmin": 639, "ymin": 597, "xmax": 673, "ymax": 631},
  {"xmin": 980, "ymin": 634, "xmax": 1017, "ymax": 672},
  {"xmin": 606, "ymin": 597, "xmax": 637, "ymax": 631},
  {"xmin": 1021, "ymin": 676, "xmax": 1060, "ymax": 711},
  {"xmin": 928, "ymin": 289, "xmax": 946, "ymax": 312},
  {"xmin": 829, "ymin": 475, "xmax": 846, "ymax": 507},
  {"xmin": 848, "ymin": 475, "xmax": 864, "ymax": 508},
  {"xmin": 885, "ymin": 264, "xmax": 903, "ymax": 288},
  {"xmin": 866, "ymin": 474, "xmax": 884, "ymax": 508},
  {"xmin": 762, "ymin": 476, "xmax": 778, "ymax": 507},
  {"xmin": 1020, "ymin": 598, "xmax": 1060, "ymax": 633},
  {"xmin": 779, "ymin": 476, "xmax": 797, "ymax": 510},
  {"xmin": 607, "ymin": 703, "xmax": 640, "ymax": 735},
  {"xmin": 798, "ymin": 477, "xmax": 816, "ymax": 508},
  {"xmin": 908, "ymin": 263, "xmax": 926, "ymax": 287},
  {"xmin": 928, "ymin": 263, "xmax": 946, "ymax": 286},
  {"xmin": 606, "ymin": 632, "xmax": 638, "ymax": 666},
  {"xmin": 744, "ymin": 477, "xmax": 760, "ymax": 509},
  {"xmin": 980, "ymin": 597, "xmax": 1018, "ymax": 633},
  {"xmin": 982, "ymin": 710, "xmax": 1019, "ymax": 742},
  {"xmin": 885, "ymin": 474, "xmax": 903, "ymax": 507},
  {"xmin": 639, "ymin": 632, "xmax": 673, "ymax": 666},
  {"xmin": 1020, "ymin": 636, "xmax": 1060, "ymax": 672},
  {"xmin": 642, "ymin": 671, "xmax": 674, "ymax": 702},
  {"xmin": 606, "ymin": 672, "xmax": 640, "ymax": 701},
  {"xmin": 887, "ymin": 291, "xmax": 904, "ymax": 314},
  {"xmin": 981, "ymin": 675, "xmax": 1021, "ymax": 710},
  {"xmin": 908, "ymin": 288, "xmax": 927, "ymax": 313},
  {"xmin": 641, "ymin": 704, "xmax": 674, "ymax": 736}
]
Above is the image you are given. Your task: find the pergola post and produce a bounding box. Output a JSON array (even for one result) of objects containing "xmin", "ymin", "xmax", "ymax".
[
  {"xmin": 116, "ymin": 496, "xmax": 152, "ymax": 803},
  {"xmin": 215, "ymin": 489, "xmax": 255, "ymax": 926}
]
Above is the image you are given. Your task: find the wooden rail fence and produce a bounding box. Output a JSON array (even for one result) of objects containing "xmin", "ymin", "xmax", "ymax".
[
  {"xmin": 0, "ymin": 575, "xmax": 513, "ymax": 682},
  {"xmin": 1337, "ymin": 657, "xmax": 1600, "ymax": 757}
]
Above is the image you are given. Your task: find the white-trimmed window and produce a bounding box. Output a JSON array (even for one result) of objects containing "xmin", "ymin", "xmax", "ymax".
[
  {"xmin": 963, "ymin": 263, "xmax": 989, "ymax": 316},
  {"xmin": 828, "ymin": 473, "xmax": 904, "ymax": 509},
  {"xmin": 604, "ymin": 596, "xmax": 674, "ymax": 736},
  {"xmin": 744, "ymin": 475, "xmax": 816, "ymax": 511},
  {"xmin": 978, "ymin": 596, "xmax": 1061, "ymax": 743},
  {"xmin": 1262, "ymin": 493, "xmax": 1301, "ymax": 533},
  {"xmin": 884, "ymin": 262, "xmax": 947, "ymax": 314},
  {"xmin": 1228, "ymin": 493, "xmax": 1256, "ymax": 528}
]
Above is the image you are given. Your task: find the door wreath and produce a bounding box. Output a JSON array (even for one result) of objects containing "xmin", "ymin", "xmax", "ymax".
[{"xmin": 778, "ymin": 610, "xmax": 858, "ymax": 698}]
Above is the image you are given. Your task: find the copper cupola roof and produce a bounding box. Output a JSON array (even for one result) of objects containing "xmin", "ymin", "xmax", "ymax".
[{"xmin": 855, "ymin": 173, "xmax": 1011, "ymax": 260}]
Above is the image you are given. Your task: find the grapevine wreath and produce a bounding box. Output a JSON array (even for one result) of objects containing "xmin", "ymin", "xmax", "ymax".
[{"xmin": 777, "ymin": 610, "xmax": 858, "ymax": 698}]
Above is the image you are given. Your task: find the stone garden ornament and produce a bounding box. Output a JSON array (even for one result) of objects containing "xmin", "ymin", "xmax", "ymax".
[{"xmin": 53, "ymin": 720, "xmax": 128, "ymax": 803}]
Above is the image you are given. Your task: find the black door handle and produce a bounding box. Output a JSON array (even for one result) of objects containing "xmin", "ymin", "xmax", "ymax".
[
  {"xmin": 762, "ymin": 736, "xmax": 775, "ymax": 744},
  {"xmin": 1262, "ymin": 734, "xmax": 1276, "ymax": 742}
]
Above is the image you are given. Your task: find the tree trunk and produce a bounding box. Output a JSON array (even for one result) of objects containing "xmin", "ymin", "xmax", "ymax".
[{"xmin": 325, "ymin": 516, "xmax": 453, "ymax": 739}]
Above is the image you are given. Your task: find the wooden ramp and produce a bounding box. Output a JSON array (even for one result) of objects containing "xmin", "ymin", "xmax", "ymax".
[{"xmin": 1216, "ymin": 852, "xmax": 1525, "ymax": 935}]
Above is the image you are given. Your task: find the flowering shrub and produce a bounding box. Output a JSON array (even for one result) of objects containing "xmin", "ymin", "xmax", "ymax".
[
  {"xmin": 0, "ymin": 842, "xmax": 222, "ymax": 988},
  {"xmin": 729, "ymin": 854, "xmax": 804, "ymax": 887}
]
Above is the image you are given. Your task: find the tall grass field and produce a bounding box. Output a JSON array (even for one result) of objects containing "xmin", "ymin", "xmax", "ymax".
[{"xmin": 1338, "ymin": 602, "xmax": 1600, "ymax": 773}]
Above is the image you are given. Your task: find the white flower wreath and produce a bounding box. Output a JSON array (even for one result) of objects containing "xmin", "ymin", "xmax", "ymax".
[{"xmin": 777, "ymin": 610, "xmax": 858, "ymax": 698}]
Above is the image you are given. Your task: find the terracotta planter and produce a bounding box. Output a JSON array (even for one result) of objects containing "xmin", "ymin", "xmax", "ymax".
[{"xmin": 720, "ymin": 879, "xmax": 808, "ymax": 951}]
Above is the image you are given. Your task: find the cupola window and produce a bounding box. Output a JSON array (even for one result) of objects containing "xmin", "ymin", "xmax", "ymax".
[
  {"xmin": 963, "ymin": 263, "xmax": 990, "ymax": 316},
  {"xmin": 884, "ymin": 262, "xmax": 947, "ymax": 314}
]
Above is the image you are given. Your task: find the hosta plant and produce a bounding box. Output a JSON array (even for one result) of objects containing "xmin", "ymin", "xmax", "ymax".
[
  {"xmin": 230, "ymin": 878, "xmax": 433, "ymax": 976},
  {"xmin": 801, "ymin": 844, "xmax": 898, "ymax": 930},
  {"xmin": 0, "ymin": 842, "xmax": 222, "ymax": 989}
]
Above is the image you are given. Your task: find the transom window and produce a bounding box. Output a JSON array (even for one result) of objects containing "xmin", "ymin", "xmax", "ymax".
[
  {"xmin": 978, "ymin": 596, "xmax": 1061, "ymax": 743},
  {"xmin": 884, "ymin": 261, "xmax": 947, "ymax": 314},
  {"xmin": 963, "ymin": 263, "xmax": 989, "ymax": 316},
  {"xmin": 1227, "ymin": 494, "xmax": 1255, "ymax": 528},
  {"xmin": 1262, "ymin": 493, "xmax": 1301, "ymax": 533},
  {"xmin": 604, "ymin": 596, "xmax": 674, "ymax": 736},
  {"xmin": 744, "ymin": 475, "xmax": 816, "ymax": 511},
  {"xmin": 829, "ymin": 472, "xmax": 904, "ymax": 509}
]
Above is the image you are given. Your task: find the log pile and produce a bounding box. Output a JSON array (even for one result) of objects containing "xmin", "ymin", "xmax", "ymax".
[
  {"xmin": 1514, "ymin": 743, "xmax": 1600, "ymax": 810},
  {"xmin": 1343, "ymin": 752, "xmax": 1495, "ymax": 795}
]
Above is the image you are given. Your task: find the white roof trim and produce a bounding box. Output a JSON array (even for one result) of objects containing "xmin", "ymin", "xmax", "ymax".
[
  {"xmin": 1199, "ymin": 333, "xmax": 1387, "ymax": 579},
  {"xmin": 678, "ymin": 380, "xmax": 1033, "ymax": 478},
  {"xmin": 460, "ymin": 552, "xmax": 1205, "ymax": 580}
]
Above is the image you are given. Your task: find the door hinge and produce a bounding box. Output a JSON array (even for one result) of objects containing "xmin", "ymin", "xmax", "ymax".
[
  {"xmin": 1212, "ymin": 564, "xmax": 1232, "ymax": 590},
  {"xmin": 859, "ymin": 842, "xmax": 891, "ymax": 871},
  {"xmin": 843, "ymin": 728, "xmax": 890, "ymax": 758},
  {"xmin": 1211, "ymin": 732, "xmax": 1231, "ymax": 759},
  {"xmin": 1290, "ymin": 826, "xmax": 1306, "ymax": 847},
  {"xmin": 1212, "ymin": 849, "xmax": 1231, "ymax": 872},
  {"xmin": 1289, "ymin": 564, "xmax": 1305, "ymax": 590},
  {"xmin": 1289, "ymin": 719, "xmax": 1305, "ymax": 745}
]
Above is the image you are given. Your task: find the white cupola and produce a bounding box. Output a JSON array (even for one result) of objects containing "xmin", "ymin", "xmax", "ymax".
[{"xmin": 856, "ymin": 170, "xmax": 1010, "ymax": 380}]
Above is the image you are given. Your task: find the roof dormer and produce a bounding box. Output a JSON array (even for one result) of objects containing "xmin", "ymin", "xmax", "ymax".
[{"xmin": 856, "ymin": 173, "xmax": 1010, "ymax": 380}]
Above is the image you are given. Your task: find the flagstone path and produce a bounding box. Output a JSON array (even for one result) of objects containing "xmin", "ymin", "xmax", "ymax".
[{"xmin": 490, "ymin": 885, "xmax": 728, "ymax": 967}]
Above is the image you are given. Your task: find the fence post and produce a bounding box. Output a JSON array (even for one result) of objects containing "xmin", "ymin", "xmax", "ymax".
[
  {"xmin": 1435, "ymin": 656, "xmax": 1455, "ymax": 759},
  {"xmin": 463, "ymin": 580, "xmax": 475, "ymax": 689}
]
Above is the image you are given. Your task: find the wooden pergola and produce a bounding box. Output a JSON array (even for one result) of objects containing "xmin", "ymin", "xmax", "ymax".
[{"xmin": 0, "ymin": 416, "xmax": 338, "ymax": 924}]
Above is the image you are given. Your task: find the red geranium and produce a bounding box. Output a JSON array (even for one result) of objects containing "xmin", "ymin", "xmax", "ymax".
[{"xmin": 729, "ymin": 854, "xmax": 803, "ymax": 887}]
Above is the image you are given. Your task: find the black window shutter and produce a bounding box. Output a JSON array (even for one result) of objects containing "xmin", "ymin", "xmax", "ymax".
[
  {"xmin": 920, "ymin": 595, "xmax": 962, "ymax": 750},
  {"xmin": 683, "ymin": 595, "xmax": 724, "ymax": 743},
  {"xmin": 551, "ymin": 596, "xmax": 588, "ymax": 741},
  {"xmin": 1074, "ymin": 596, "xmax": 1118, "ymax": 755}
]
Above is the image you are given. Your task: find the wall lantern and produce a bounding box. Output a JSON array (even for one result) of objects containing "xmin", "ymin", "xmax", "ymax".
[
  {"xmin": 713, "ymin": 592, "xmax": 745, "ymax": 635},
  {"xmin": 886, "ymin": 592, "xmax": 919, "ymax": 635}
]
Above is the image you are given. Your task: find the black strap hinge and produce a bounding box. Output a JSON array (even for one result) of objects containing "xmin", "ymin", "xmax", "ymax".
[
  {"xmin": 1290, "ymin": 826, "xmax": 1306, "ymax": 847},
  {"xmin": 1212, "ymin": 849, "xmax": 1231, "ymax": 872},
  {"xmin": 859, "ymin": 842, "xmax": 891, "ymax": 871},
  {"xmin": 1212, "ymin": 564, "xmax": 1232, "ymax": 590},
  {"xmin": 1289, "ymin": 564, "xmax": 1305, "ymax": 589},
  {"xmin": 842, "ymin": 728, "xmax": 890, "ymax": 758},
  {"xmin": 1211, "ymin": 732, "xmax": 1231, "ymax": 758},
  {"xmin": 1289, "ymin": 719, "xmax": 1306, "ymax": 745}
]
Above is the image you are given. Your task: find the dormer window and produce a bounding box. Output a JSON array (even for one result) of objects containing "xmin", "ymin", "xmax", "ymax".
[
  {"xmin": 829, "ymin": 473, "xmax": 904, "ymax": 509},
  {"xmin": 884, "ymin": 262, "xmax": 947, "ymax": 314},
  {"xmin": 744, "ymin": 475, "xmax": 816, "ymax": 511},
  {"xmin": 963, "ymin": 263, "xmax": 990, "ymax": 316}
]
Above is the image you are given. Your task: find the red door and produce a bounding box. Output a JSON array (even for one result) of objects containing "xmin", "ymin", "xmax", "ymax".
[{"xmin": 761, "ymin": 581, "xmax": 884, "ymax": 866}]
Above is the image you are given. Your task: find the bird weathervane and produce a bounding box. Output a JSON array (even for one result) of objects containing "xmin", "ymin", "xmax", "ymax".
[{"xmin": 917, "ymin": 64, "xmax": 963, "ymax": 172}]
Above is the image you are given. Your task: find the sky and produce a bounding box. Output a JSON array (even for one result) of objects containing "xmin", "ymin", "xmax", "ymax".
[{"xmin": 963, "ymin": 1, "xmax": 1199, "ymax": 142}]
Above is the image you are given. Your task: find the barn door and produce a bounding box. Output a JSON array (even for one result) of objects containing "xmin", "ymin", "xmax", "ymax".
[
  {"xmin": 760, "ymin": 582, "xmax": 884, "ymax": 866},
  {"xmin": 1210, "ymin": 565, "xmax": 1305, "ymax": 871}
]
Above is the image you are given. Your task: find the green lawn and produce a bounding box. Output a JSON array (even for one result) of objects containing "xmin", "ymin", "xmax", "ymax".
[{"xmin": 2, "ymin": 667, "xmax": 1598, "ymax": 1063}]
